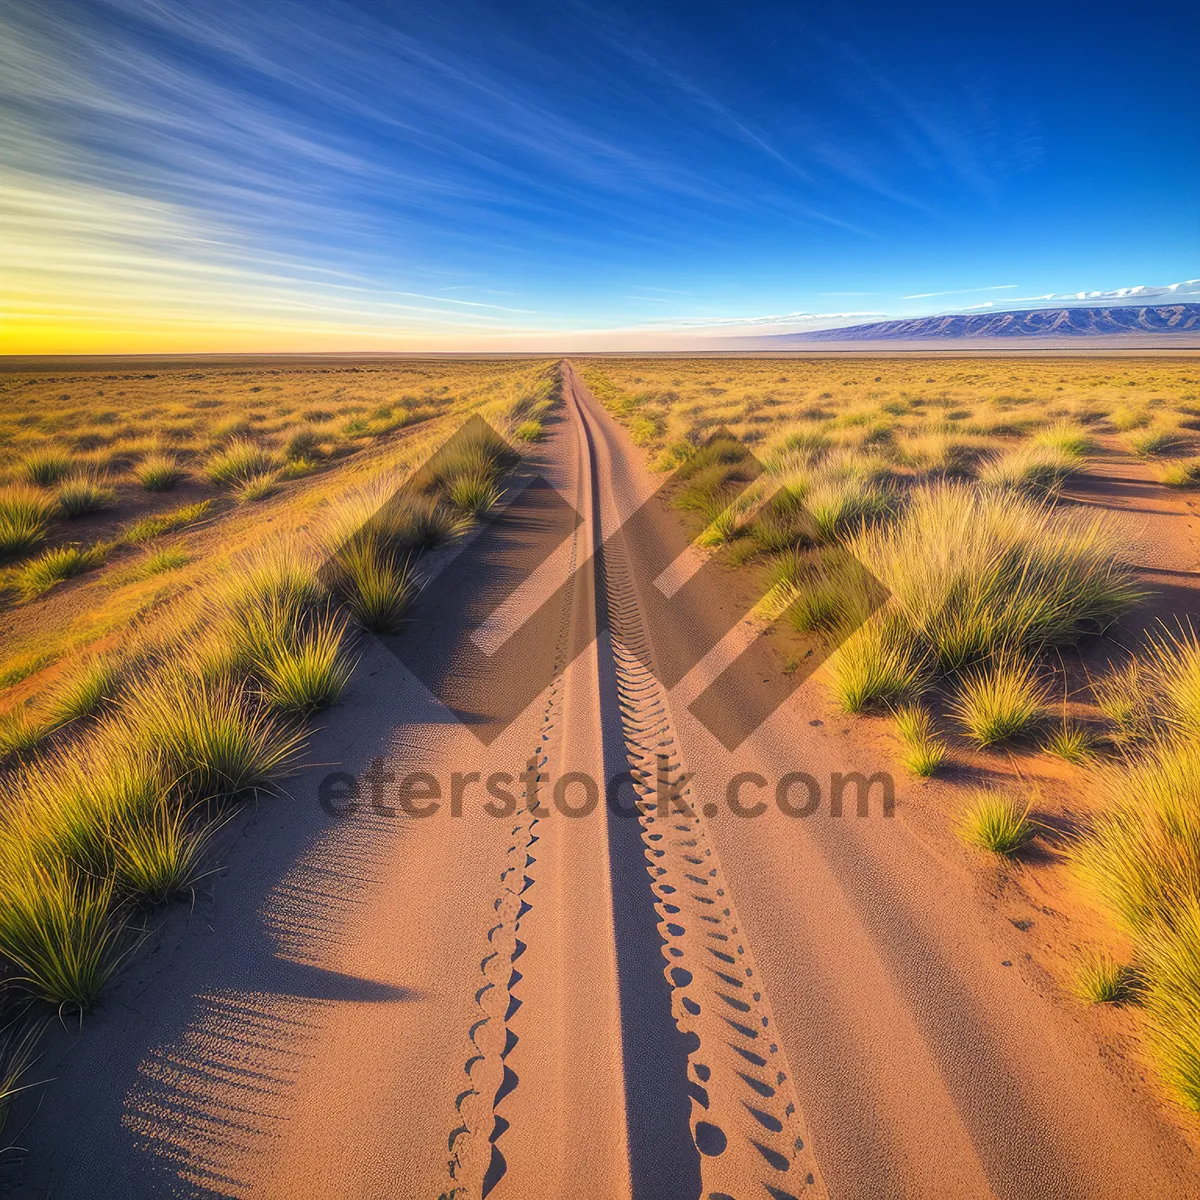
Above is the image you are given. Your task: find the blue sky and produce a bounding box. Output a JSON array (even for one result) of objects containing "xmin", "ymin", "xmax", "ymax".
[{"xmin": 2, "ymin": 0, "xmax": 1196, "ymax": 350}]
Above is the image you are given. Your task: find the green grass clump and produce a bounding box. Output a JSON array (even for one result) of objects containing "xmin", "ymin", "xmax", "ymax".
[
  {"xmin": 514, "ymin": 419, "xmax": 543, "ymax": 442},
  {"xmin": 237, "ymin": 472, "xmax": 279, "ymax": 503},
  {"xmin": 1041, "ymin": 721, "xmax": 1096, "ymax": 763},
  {"xmin": 1071, "ymin": 739, "xmax": 1200, "ymax": 936},
  {"xmin": 284, "ymin": 427, "xmax": 322, "ymax": 461},
  {"xmin": 851, "ymin": 483, "xmax": 1141, "ymax": 670},
  {"xmin": 752, "ymin": 495, "xmax": 814, "ymax": 553},
  {"xmin": 950, "ymin": 652, "xmax": 1046, "ymax": 746},
  {"xmin": 805, "ymin": 475, "xmax": 891, "ymax": 542},
  {"xmin": 1092, "ymin": 661, "xmax": 1152, "ymax": 741},
  {"xmin": 829, "ymin": 616, "xmax": 927, "ymax": 712},
  {"xmin": 209, "ymin": 416, "xmax": 255, "ymax": 442},
  {"xmin": 1128, "ymin": 428, "xmax": 1185, "ymax": 457},
  {"xmin": 0, "ymin": 857, "xmax": 120, "ymax": 1009},
  {"xmin": 0, "ymin": 485, "xmax": 56, "ymax": 558},
  {"xmin": 898, "ymin": 431, "xmax": 984, "ymax": 478},
  {"xmin": 787, "ymin": 578, "xmax": 846, "ymax": 632},
  {"xmin": 325, "ymin": 490, "xmax": 468, "ymax": 559},
  {"xmin": 217, "ymin": 544, "xmax": 326, "ymax": 616},
  {"xmin": 21, "ymin": 449, "xmax": 74, "ymax": 487},
  {"xmin": 780, "ymin": 547, "xmax": 879, "ymax": 635},
  {"xmin": 55, "ymin": 476, "xmax": 115, "ymax": 519},
  {"xmin": 1073, "ymin": 951, "xmax": 1131, "ymax": 1004},
  {"xmin": 696, "ymin": 492, "xmax": 753, "ymax": 546},
  {"xmin": 1072, "ymin": 724, "xmax": 1200, "ymax": 1111},
  {"xmin": 45, "ymin": 657, "xmax": 123, "ymax": 728},
  {"xmin": 174, "ymin": 621, "xmax": 256, "ymax": 685},
  {"xmin": 674, "ymin": 436, "xmax": 749, "ymax": 479},
  {"xmin": 767, "ymin": 545, "xmax": 807, "ymax": 593},
  {"xmin": 1145, "ymin": 626, "xmax": 1200, "ymax": 738},
  {"xmin": 675, "ymin": 464, "xmax": 738, "ymax": 513},
  {"xmin": 138, "ymin": 547, "xmax": 190, "ymax": 577},
  {"xmin": 278, "ymin": 457, "xmax": 320, "ymax": 480},
  {"xmin": 330, "ymin": 537, "xmax": 416, "ymax": 633},
  {"xmin": 111, "ymin": 792, "xmax": 210, "ymax": 905},
  {"xmin": 628, "ymin": 414, "xmax": 660, "ymax": 445},
  {"xmin": 256, "ymin": 612, "xmax": 352, "ymax": 713},
  {"xmin": 133, "ymin": 452, "xmax": 184, "ymax": 492},
  {"xmin": 14, "ymin": 543, "xmax": 108, "ymax": 600},
  {"xmin": 776, "ymin": 428, "xmax": 832, "ymax": 460},
  {"xmin": 977, "ymin": 444, "xmax": 1077, "ymax": 494},
  {"xmin": 425, "ymin": 427, "xmax": 512, "ymax": 493},
  {"xmin": 956, "ymin": 790, "xmax": 1033, "ymax": 855},
  {"xmin": 204, "ymin": 438, "xmax": 278, "ymax": 487},
  {"xmin": 1158, "ymin": 458, "xmax": 1200, "ymax": 488},
  {"xmin": 1111, "ymin": 406, "xmax": 1151, "ymax": 432},
  {"xmin": 892, "ymin": 704, "xmax": 948, "ymax": 775},
  {"xmin": 123, "ymin": 500, "xmax": 212, "ymax": 544},
  {"xmin": 391, "ymin": 495, "xmax": 465, "ymax": 551},
  {"xmin": 447, "ymin": 470, "xmax": 501, "ymax": 516},
  {"xmin": 0, "ymin": 709, "xmax": 46, "ymax": 761},
  {"xmin": 120, "ymin": 675, "xmax": 304, "ymax": 803},
  {"xmin": 1033, "ymin": 420, "xmax": 1095, "ymax": 458},
  {"xmin": 1140, "ymin": 897, "xmax": 1200, "ymax": 1110}
]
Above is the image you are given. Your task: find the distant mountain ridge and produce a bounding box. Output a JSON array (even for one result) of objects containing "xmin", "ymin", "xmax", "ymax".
[{"xmin": 752, "ymin": 303, "xmax": 1200, "ymax": 343}]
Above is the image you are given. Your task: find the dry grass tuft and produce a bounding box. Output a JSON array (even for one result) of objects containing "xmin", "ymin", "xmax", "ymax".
[
  {"xmin": 0, "ymin": 486, "xmax": 56, "ymax": 558},
  {"xmin": 851, "ymin": 483, "xmax": 1141, "ymax": 670},
  {"xmin": 957, "ymin": 790, "xmax": 1033, "ymax": 855},
  {"xmin": 20, "ymin": 449, "xmax": 74, "ymax": 488},
  {"xmin": 1073, "ymin": 951, "xmax": 1133, "ymax": 1005},
  {"xmin": 204, "ymin": 438, "xmax": 279, "ymax": 487},
  {"xmin": 14, "ymin": 543, "xmax": 108, "ymax": 601},
  {"xmin": 892, "ymin": 703, "xmax": 948, "ymax": 775},
  {"xmin": 55, "ymin": 476, "xmax": 116, "ymax": 519},
  {"xmin": 133, "ymin": 452, "xmax": 185, "ymax": 492},
  {"xmin": 950, "ymin": 652, "xmax": 1047, "ymax": 747}
]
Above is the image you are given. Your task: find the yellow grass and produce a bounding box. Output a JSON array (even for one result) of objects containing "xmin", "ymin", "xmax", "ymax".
[
  {"xmin": 579, "ymin": 356, "xmax": 1200, "ymax": 1113},
  {"xmin": 0, "ymin": 357, "xmax": 556, "ymax": 1030}
]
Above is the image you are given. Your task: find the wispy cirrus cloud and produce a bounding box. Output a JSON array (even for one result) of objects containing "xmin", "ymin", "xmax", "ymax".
[
  {"xmin": 0, "ymin": 0, "xmax": 1189, "ymax": 352},
  {"xmin": 651, "ymin": 310, "xmax": 886, "ymax": 329},
  {"xmin": 902, "ymin": 284, "xmax": 1017, "ymax": 299}
]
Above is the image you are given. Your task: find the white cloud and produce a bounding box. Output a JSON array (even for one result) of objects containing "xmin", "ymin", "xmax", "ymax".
[
  {"xmin": 903, "ymin": 284, "xmax": 1017, "ymax": 299},
  {"xmin": 659, "ymin": 310, "xmax": 886, "ymax": 329},
  {"xmin": 1065, "ymin": 280, "xmax": 1200, "ymax": 301}
]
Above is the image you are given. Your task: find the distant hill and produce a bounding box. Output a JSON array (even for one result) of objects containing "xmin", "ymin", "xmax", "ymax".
[{"xmin": 746, "ymin": 303, "xmax": 1200, "ymax": 344}]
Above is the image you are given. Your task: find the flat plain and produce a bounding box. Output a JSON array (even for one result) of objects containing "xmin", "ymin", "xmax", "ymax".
[{"xmin": 2, "ymin": 354, "xmax": 1200, "ymax": 1198}]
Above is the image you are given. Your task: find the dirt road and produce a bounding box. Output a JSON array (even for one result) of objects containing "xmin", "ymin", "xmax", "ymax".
[{"xmin": 6, "ymin": 363, "xmax": 1198, "ymax": 1198}]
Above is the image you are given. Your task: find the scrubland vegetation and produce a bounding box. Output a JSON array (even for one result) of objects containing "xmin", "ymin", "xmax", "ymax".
[
  {"xmin": 581, "ymin": 355, "xmax": 1200, "ymax": 1113},
  {"xmin": 0, "ymin": 357, "xmax": 555, "ymax": 1132}
]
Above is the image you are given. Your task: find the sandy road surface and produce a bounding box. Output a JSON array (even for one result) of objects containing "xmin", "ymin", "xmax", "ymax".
[{"xmin": 6, "ymin": 364, "xmax": 1199, "ymax": 1199}]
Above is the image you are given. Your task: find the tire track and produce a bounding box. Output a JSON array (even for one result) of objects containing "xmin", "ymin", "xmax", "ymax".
[
  {"xmin": 449, "ymin": 365, "xmax": 826, "ymax": 1199},
  {"xmin": 602, "ymin": 532, "xmax": 825, "ymax": 1200},
  {"xmin": 442, "ymin": 416, "xmax": 585, "ymax": 1200},
  {"xmin": 568, "ymin": 363, "xmax": 827, "ymax": 1200}
]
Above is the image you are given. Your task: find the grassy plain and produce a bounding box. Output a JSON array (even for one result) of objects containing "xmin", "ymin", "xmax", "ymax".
[
  {"xmin": 579, "ymin": 354, "xmax": 1200, "ymax": 1113},
  {"xmin": 0, "ymin": 356, "xmax": 554, "ymax": 1130}
]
